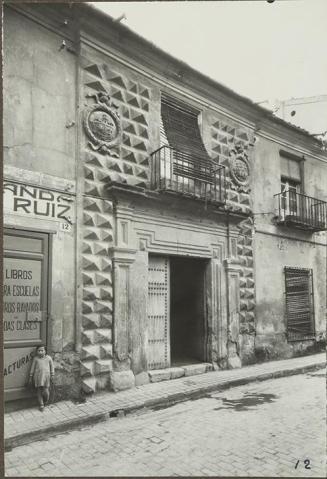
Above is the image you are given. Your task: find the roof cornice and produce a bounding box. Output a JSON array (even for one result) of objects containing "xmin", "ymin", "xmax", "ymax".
[{"xmin": 5, "ymin": 2, "xmax": 327, "ymax": 161}]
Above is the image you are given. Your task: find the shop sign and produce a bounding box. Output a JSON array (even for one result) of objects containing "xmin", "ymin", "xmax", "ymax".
[
  {"xmin": 3, "ymin": 181, "xmax": 74, "ymax": 226},
  {"xmin": 4, "ymin": 347, "xmax": 35, "ymax": 389},
  {"xmin": 3, "ymin": 257, "xmax": 42, "ymax": 342}
]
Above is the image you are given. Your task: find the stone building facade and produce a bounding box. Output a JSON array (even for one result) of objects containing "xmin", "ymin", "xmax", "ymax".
[{"xmin": 3, "ymin": 3, "xmax": 326, "ymax": 402}]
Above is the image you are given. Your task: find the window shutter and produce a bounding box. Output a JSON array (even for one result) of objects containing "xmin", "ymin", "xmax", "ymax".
[
  {"xmin": 284, "ymin": 267, "xmax": 315, "ymax": 340},
  {"xmin": 161, "ymin": 94, "xmax": 210, "ymax": 161},
  {"xmin": 280, "ymin": 156, "xmax": 301, "ymax": 182}
]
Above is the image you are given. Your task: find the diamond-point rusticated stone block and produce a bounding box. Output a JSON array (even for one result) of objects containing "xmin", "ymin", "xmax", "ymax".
[
  {"xmin": 83, "ymin": 197, "xmax": 102, "ymax": 212},
  {"xmin": 81, "ymin": 345, "xmax": 100, "ymax": 361},
  {"xmin": 138, "ymin": 85, "xmax": 150, "ymax": 99},
  {"xmin": 95, "ymin": 272, "xmax": 112, "ymax": 286},
  {"xmin": 83, "ymin": 272, "xmax": 94, "ymax": 286},
  {"xmin": 111, "ymin": 86, "xmax": 125, "ymax": 103},
  {"xmin": 85, "ymin": 80, "xmax": 107, "ymax": 93},
  {"xmin": 81, "ymin": 376, "xmax": 97, "ymax": 394},
  {"xmin": 82, "ymin": 256, "xmax": 101, "ymax": 271},
  {"xmin": 84, "ymin": 181, "xmax": 102, "ymax": 197},
  {"xmin": 137, "ymin": 125, "xmax": 149, "ymax": 140},
  {"xmin": 246, "ymin": 312, "xmax": 255, "ymax": 322},
  {"xmin": 247, "ymin": 300, "xmax": 256, "ymax": 311},
  {"xmin": 82, "ymin": 330, "xmax": 94, "ymax": 346},
  {"xmin": 94, "ymin": 359, "xmax": 113, "ymax": 375},
  {"xmin": 132, "ymin": 139, "xmax": 147, "ymax": 152},
  {"xmin": 84, "ymin": 228, "xmax": 101, "ymax": 241},
  {"xmin": 97, "ymin": 170, "xmax": 112, "ymax": 183},
  {"xmin": 94, "ymin": 300, "xmax": 112, "ymax": 314},
  {"xmin": 94, "ymin": 328, "xmax": 112, "ymax": 344},
  {"xmin": 83, "ymin": 212, "xmax": 96, "ymax": 227},
  {"xmin": 84, "ymin": 165, "xmax": 95, "ymax": 180},
  {"xmin": 100, "ymin": 343, "xmax": 113, "ymax": 359},
  {"xmin": 100, "ymin": 314, "xmax": 112, "ymax": 328},
  {"xmin": 93, "ymin": 243, "xmax": 109, "ymax": 257},
  {"xmin": 84, "ymin": 63, "xmax": 103, "ymax": 78},
  {"xmin": 95, "ymin": 214, "xmax": 112, "ymax": 229},
  {"xmin": 84, "ymin": 153, "xmax": 104, "ymax": 168},
  {"xmin": 82, "ymin": 242, "xmax": 93, "ymax": 255},
  {"xmin": 244, "ymin": 288, "xmax": 254, "ymax": 299},
  {"xmin": 83, "ymin": 287, "xmax": 101, "ymax": 301},
  {"xmin": 101, "ymin": 258, "xmax": 112, "ymax": 272},
  {"xmin": 247, "ymin": 278, "xmax": 255, "ymax": 288},
  {"xmin": 80, "ymin": 360, "xmax": 94, "ymax": 377},
  {"xmin": 82, "ymin": 313, "xmax": 101, "ymax": 330},
  {"xmin": 240, "ymin": 300, "xmax": 248, "ymax": 311},
  {"xmin": 125, "ymin": 92, "xmax": 141, "ymax": 108},
  {"xmin": 82, "ymin": 301, "xmax": 94, "ymax": 314},
  {"xmin": 123, "ymin": 163, "xmax": 134, "ymax": 175},
  {"xmin": 243, "ymin": 246, "xmax": 253, "ymax": 257},
  {"xmin": 100, "ymin": 230, "xmax": 113, "ymax": 242},
  {"xmin": 138, "ymin": 155, "xmax": 150, "ymax": 167},
  {"xmin": 131, "ymin": 112, "xmax": 148, "ymax": 126},
  {"xmin": 100, "ymin": 287, "xmax": 113, "ymax": 300}
]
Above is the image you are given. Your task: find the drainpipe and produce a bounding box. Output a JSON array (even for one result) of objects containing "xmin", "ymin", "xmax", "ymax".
[{"xmin": 225, "ymin": 211, "xmax": 231, "ymax": 362}]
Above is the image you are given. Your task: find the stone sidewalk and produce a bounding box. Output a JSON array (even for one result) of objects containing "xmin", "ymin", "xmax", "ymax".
[{"xmin": 5, "ymin": 353, "xmax": 325, "ymax": 451}]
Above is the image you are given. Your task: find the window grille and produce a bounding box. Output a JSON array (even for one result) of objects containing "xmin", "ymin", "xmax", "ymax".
[{"xmin": 284, "ymin": 267, "xmax": 315, "ymax": 341}]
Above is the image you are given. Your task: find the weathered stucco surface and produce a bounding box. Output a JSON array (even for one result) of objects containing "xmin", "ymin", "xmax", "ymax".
[
  {"xmin": 3, "ymin": 8, "xmax": 79, "ymax": 400},
  {"xmin": 3, "ymin": 4, "xmax": 326, "ymax": 402},
  {"xmin": 4, "ymin": 8, "xmax": 76, "ymax": 179},
  {"xmin": 253, "ymin": 137, "xmax": 327, "ymax": 360}
]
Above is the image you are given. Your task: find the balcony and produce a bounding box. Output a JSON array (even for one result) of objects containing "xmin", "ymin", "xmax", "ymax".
[
  {"xmin": 275, "ymin": 190, "xmax": 327, "ymax": 232},
  {"xmin": 150, "ymin": 146, "xmax": 226, "ymax": 205}
]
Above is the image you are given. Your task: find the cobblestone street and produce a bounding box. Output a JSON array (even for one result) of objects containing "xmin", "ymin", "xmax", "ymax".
[{"xmin": 5, "ymin": 370, "xmax": 326, "ymax": 477}]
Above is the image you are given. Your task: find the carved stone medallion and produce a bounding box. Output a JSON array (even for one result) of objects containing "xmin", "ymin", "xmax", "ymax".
[
  {"xmin": 84, "ymin": 93, "xmax": 121, "ymax": 154},
  {"xmin": 229, "ymin": 143, "xmax": 250, "ymax": 190}
]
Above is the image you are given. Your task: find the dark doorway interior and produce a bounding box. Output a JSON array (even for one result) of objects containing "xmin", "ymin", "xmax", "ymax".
[{"xmin": 170, "ymin": 257, "xmax": 207, "ymax": 365}]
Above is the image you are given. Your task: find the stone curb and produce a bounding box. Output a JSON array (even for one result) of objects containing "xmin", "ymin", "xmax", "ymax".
[{"xmin": 5, "ymin": 361, "xmax": 325, "ymax": 451}]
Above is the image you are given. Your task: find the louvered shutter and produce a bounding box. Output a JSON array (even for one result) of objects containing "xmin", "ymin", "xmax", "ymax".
[
  {"xmin": 284, "ymin": 267, "xmax": 315, "ymax": 340},
  {"xmin": 161, "ymin": 94, "xmax": 209, "ymax": 160},
  {"xmin": 147, "ymin": 256, "xmax": 170, "ymax": 369}
]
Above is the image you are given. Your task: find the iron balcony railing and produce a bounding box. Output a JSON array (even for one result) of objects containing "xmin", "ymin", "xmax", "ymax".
[
  {"xmin": 275, "ymin": 190, "xmax": 327, "ymax": 231},
  {"xmin": 150, "ymin": 146, "xmax": 226, "ymax": 205}
]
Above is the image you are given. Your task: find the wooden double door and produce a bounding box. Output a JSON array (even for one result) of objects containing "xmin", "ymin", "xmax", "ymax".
[{"xmin": 147, "ymin": 255, "xmax": 207, "ymax": 370}]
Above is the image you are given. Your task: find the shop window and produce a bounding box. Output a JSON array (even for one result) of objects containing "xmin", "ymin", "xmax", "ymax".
[{"xmin": 284, "ymin": 267, "xmax": 315, "ymax": 341}]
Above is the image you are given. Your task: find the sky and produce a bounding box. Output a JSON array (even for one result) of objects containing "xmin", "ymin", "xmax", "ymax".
[{"xmin": 94, "ymin": 0, "xmax": 327, "ymax": 106}]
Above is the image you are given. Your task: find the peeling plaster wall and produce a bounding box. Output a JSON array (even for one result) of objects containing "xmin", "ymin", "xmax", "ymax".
[
  {"xmin": 3, "ymin": 8, "xmax": 76, "ymax": 179},
  {"xmin": 252, "ymin": 136, "xmax": 327, "ymax": 361}
]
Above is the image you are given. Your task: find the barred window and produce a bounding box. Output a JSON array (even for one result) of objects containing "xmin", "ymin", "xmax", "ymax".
[{"xmin": 284, "ymin": 267, "xmax": 315, "ymax": 341}]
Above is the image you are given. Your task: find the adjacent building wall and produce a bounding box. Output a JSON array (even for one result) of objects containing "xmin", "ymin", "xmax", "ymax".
[
  {"xmin": 253, "ymin": 135, "xmax": 327, "ymax": 360},
  {"xmin": 3, "ymin": 6, "xmax": 80, "ymax": 400}
]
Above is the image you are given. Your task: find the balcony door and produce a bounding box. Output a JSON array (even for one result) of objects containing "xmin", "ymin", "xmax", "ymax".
[{"xmin": 281, "ymin": 179, "xmax": 300, "ymax": 218}]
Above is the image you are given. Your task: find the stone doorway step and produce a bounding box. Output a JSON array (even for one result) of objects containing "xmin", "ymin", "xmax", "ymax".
[{"xmin": 148, "ymin": 363, "xmax": 213, "ymax": 383}]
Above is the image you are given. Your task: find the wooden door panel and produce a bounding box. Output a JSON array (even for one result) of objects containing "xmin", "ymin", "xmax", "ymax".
[
  {"xmin": 147, "ymin": 256, "xmax": 170, "ymax": 370},
  {"xmin": 3, "ymin": 229, "xmax": 49, "ymax": 401}
]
